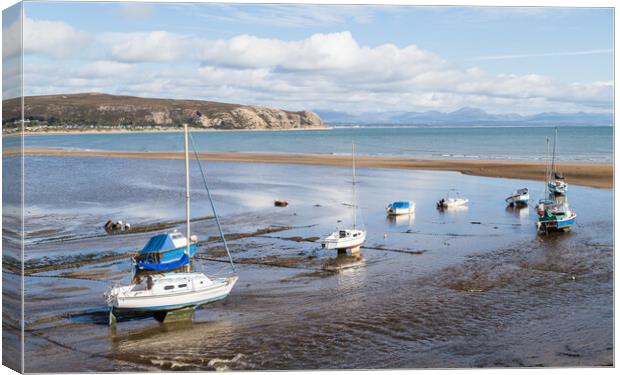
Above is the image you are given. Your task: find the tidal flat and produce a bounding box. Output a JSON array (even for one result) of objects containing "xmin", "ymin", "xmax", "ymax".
[{"xmin": 3, "ymin": 155, "xmax": 613, "ymax": 371}]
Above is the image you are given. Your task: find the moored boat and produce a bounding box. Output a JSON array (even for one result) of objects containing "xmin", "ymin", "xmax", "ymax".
[
  {"xmin": 106, "ymin": 272, "xmax": 238, "ymax": 312},
  {"xmin": 548, "ymin": 173, "xmax": 568, "ymax": 195},
  {"xmin": 106, "ymin": 124, "xmax": 237, "ymax": 324},
  {"xmin": 321, "ymin": 141, "xmax": 366, "ymax": 252},
  {"xmin": 547, "ymin": 128, "xmax": 568, "ymax": 196},
  {"xmin": 437, "ymin": 190, "xmax": 469, "ymax": 209},
  {"xmin": 386, "ymin": 201, "xmax": 415, "ymax": 215},
  {"xmin": 505, "ymin": 188, "xmax": 529, "ymax": 206},
  {"xmin": 321, "ymin": 229, "xmax": 366, "ymax": 250},
  {"xmin": 536, "ymin": 201, "xmax": 577, "ymax": 233}
]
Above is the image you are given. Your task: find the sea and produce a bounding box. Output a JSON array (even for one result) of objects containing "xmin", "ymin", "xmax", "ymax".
[{"xmin": 6, "ymin": 125, "xmax": 614, "ymax": 163}]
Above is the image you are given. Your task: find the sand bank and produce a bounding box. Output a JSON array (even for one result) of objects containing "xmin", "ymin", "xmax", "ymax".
[{"xmin": 7, "ymin": 147, "xmax": 613, "ymax": 188}]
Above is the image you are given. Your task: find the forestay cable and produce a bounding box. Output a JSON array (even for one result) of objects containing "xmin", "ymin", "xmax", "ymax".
[{"xmin": 188, "ymin": 133, "xmax": 236, "ymax": 273}]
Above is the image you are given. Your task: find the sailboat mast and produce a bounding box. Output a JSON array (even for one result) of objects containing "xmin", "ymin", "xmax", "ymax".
[
  {"xmin": 551, "ymin": 127, "xmax": 557, "ymax": 175},
  {"xmin": 352, "ymin": 141, "xmax": 356, "ymax": 229},
  {"xmin": 184, "ymin": 124, "xmax": 191, "ymax": 257},
  {"xmin": 544, "ymin": 136, "xmax": 550, "ymax": 194}
]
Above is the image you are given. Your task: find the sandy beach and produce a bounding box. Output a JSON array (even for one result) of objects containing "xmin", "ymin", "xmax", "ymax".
[{"xmin": 7, "ymin": 147, "xmax": 613, "ymax": 188}]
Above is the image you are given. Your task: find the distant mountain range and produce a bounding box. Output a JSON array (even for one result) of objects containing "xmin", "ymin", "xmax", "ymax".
[{"xmin": 315, "ymin": 107, "xmax": 613, "ymax": 126}]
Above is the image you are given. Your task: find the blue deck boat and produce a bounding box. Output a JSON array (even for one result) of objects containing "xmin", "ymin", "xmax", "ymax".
[
  {"xmin": 386, "ymin": 201, "xmax": 415, "ymax": 215},
  {"xmin": 134, "ymin": 232, "xmax": 197, "ymax": 271}
]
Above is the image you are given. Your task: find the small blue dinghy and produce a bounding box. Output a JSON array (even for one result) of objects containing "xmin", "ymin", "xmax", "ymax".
[{"xmin": 386, "ymin": 201, "xmax": 415, "ymax": 216}]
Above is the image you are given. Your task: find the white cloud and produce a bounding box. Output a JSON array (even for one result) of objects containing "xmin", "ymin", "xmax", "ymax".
[
  {"xmin": 78, "ymin": 60, "xmax": 135, "ymax": 78},
  {"xmin": 18, "ymin": 23, "xmax": 613, "ymax": 115},
  {"xmin": 108, "ymin": 31, "xmax": 192, "ymax": 62},
  {"xmin": 22, "ymin": 15, "xmax": 89, "ymax": 58},
  {"xmin": 2, "ymin": 12, "xmax": 22, "ymax": 58}
]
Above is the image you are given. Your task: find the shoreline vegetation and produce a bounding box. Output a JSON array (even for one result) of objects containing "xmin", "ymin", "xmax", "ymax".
[{"xmin": 6, "ymin": 147, "xmax": 612, "ymax": 189}]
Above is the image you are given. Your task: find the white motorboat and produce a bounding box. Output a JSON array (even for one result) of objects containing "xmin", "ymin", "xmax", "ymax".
[
  {"xmin": 105, "ymin": 125, "xmax": 237, "ymax": 323},
  {"xmin": 437, "ymin": 190, "xmax": 469, "ymax": 208},
  {"xmin": 505, "ymin": 188, "xmax": 529, "ymax": 206},
  {"xmin": 386, "ymin": 201, "xmax": 415, "ymax": 215},
  {"xmin": 321, "ymin": 142, "xmax": 366, "ymax": 251}
]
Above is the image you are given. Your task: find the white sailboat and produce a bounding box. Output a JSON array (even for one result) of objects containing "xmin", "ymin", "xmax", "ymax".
[
  {"xmin": 547, "ymin": 127, "xmax": 567, "ymax": 195},
  {"xmin": 105, "ymin": 124, "xmax": 237, "ymax": 323},
  {"xmin": 321, "ymin": 142, "xmax": 366, "ymax": 252}
]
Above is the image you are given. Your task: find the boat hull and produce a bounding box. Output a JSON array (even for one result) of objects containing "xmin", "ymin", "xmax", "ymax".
[
  {"xmin": 386, "ymin": 207, "xmax": 414, "ymax": 216},
  {"xmin": 538, "ymin": 214, "xmax": 576, "ymax": 232},
  {"xmin": 321, "ymin": 230, "xmax": 366, "ymax": 250},
  {"xmin": 437, "ymin": 198, "xmax": 469, "ymax": 208},
  {"xmin": 109, "ymin": 276, "xmax": 237, "ymax": 312},
  {"xmin": 505, "ymin": 194, "xmax": 530, "ymax": 205}
]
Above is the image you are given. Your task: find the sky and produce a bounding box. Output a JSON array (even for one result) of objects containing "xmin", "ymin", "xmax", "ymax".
[{"xmin": 2, "ymin": 1, "xmax": 614, "ymax": 115}]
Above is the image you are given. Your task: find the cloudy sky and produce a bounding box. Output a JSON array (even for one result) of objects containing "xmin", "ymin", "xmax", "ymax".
[{"xmin": 2, "ymin": 1, "xmax": 614, "ymax": 115}]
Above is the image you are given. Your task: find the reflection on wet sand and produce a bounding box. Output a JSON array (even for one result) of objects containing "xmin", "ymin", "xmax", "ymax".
[
  {"xmin": 386, "ymin": 213, "xmax": 415, "ymax": 227},
  {"xmin": 322, "ymin": 252, "xmax": 365, "ymax": 272},
  {"xmin": 505, "ymin": 204, "xmax": 530, "ymax": 223}
]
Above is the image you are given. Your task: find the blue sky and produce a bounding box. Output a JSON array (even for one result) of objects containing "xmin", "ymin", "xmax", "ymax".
[{"xmin": 3, "ymin": 1, "xmax": 614, "ymax": 114}]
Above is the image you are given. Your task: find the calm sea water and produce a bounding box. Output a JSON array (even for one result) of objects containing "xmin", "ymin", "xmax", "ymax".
[{"xmin": 11, "ymin": 125, "xmax": 614, "ymax": 162}]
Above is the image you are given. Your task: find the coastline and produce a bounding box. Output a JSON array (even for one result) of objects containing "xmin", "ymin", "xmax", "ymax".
[
  {"xmin": 8, "ymin": 147, "xmax": 613, "ymax": 189},
  {"xmin": 2, "ymin": 126, "xmax": 332, "ymax": 137}
]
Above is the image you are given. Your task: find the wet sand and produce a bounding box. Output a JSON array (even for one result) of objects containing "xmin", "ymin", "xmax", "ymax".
[
  {"xmin": 5, "ymin": 147, "xmax": 613, "ymax": 188},
  {"xmin": 3, "ymin": 156, "xmax": 612, "ymax": 371}
]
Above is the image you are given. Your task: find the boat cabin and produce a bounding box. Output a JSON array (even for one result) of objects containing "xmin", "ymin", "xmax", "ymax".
[{"xmin": 136, "ymin": 232, "xmax": 196, "ymax": 264}]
